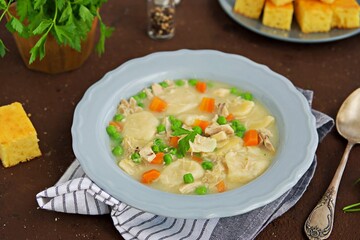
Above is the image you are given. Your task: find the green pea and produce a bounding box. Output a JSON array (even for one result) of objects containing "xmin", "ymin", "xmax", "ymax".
[
  {"xmin": 137, "ymin": 91, "xmax": 147, "ymax": 99},
  {"xmin": 192, "ymin": 126, "xmax": 202, "ymax": 135},
  {"xmin": 164, "ymin": 154, "xmax": 172, "ymax": 165},
  {"xmin": 217, "ymin": 116, "xmax": 227, "ymax": 125},
  {"xmin": 235, "ymin": 131, "xmax": 245, "ymax": 138},
  {"xmin": 201, "ymin": 161, "xmax": 213, "ymax": 170},
  {"xmin": 112, "ymin": 146, "xmax": 124, "ymax": 156},
  {"xmin": 133, "ymin": 95, "xmax": 141, "ymax": 103},
  {"xmin": 157, "ymin": 124, "xmax": 166, "ymax": 133},
  {"xmin": 111, "ymin": 132, "xmax": 123, "ymax": 143},
  {"xmin": 113, "ymin": 114, "xmax": 124, "ymax": 122},
  {"xmin": 195, "ymin": 186, "xmax": 207, "ymax": 195},
  {"xmin": 137, "ymin": 102, "xmax": 144, "ymax": 108},
  {"xmin": 159, "ymin": 81, "xmax": 169, "ymax": 88},
  {"xmin": 175, "ymin": 80, "xmax": 185, "ymax": 86},
  {"xmin": 188, "ymin": 79, "xmax": 198, "ymax": 86},
  {"xmin": 183, "ymin": 173, "xmax": 194, "ymax": 184},
  {"xmin": 152, "ymin": 145, "xmax": 160, "ymax": 153},
  {"xmin": 230, "ymin": 87, "xmax": 239, "ymax": 95},
  {"xmin": 131, "ymin": 152, "xmax": 141, "ymax": 163},
  {"xmin": 154, "ymin": 138, "xmax": 164, "ymax": 146},
  {"xmin": 240, "ymin": 92, "xmax": 253, "ymax": 101},
  {"xmin": 171, "ymin": 119, "xmax": 182, "ymax": 130},
  {"xmin": 106, "ymin": 125, "xmax": 117, "ymax": 136}
]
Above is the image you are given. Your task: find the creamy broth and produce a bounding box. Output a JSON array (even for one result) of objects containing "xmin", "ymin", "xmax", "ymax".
[{"xmin": 106, "ymin": 79, "xmax": 278, "ymax": 195}]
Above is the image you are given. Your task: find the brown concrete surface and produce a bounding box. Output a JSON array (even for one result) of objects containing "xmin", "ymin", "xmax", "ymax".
[{"xmin": 1, "ymin": 1, "xmax": 360, "ymax": 239}]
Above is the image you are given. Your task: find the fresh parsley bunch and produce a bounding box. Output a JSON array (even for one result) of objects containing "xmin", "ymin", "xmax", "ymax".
[{"xmin": 0, "ymin": 0, "xmax": 114, "ymax": 63}]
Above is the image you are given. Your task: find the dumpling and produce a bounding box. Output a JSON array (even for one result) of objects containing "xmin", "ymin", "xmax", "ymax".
[
  {"xmin": 225, "ymin": 150, "xmax": 269, "ymax": 183},
  {"xmin": 160, "ymin": 87, "xmax": 200, "ymax": 114},
  {"xmin": 246, "ymin": 116, "xmax": 275, "ymax": 129},
  {"xmin": 159, "ymin": 158, "xmax": 204, "ymax": 187},
  {"xmin": 123, "ymin": 111, "xmax": 159, "ymax": 141},
  {"xmin": 227, "ymin": 98, "xmax": 255, "ymax": 118}
]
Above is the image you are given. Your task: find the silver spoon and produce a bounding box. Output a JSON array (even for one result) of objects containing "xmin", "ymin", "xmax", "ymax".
[{"xmin": 304, "ymin": 88, "xmax": 360, "ymax": 240}]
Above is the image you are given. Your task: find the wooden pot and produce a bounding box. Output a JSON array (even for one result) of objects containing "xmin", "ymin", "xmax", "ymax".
[{"xmin": 9, "ymin": 4, "xmax": 98, "ymax": 74}]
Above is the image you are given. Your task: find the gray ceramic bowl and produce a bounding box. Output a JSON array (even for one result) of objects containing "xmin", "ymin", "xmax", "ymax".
[{"xmin": 72, "ymin": 50, "xmax": 318, "ymax": 219}]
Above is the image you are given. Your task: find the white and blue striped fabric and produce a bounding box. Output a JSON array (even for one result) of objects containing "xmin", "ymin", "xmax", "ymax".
[{"xmin": 36, "ymin": 89, "xmax": 334, "ymax": 240}]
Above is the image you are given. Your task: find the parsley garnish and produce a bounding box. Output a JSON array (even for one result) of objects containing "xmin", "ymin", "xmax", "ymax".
[{"xmin": 0, "ymin": 0, "xmax": 113, "ymax": 62}]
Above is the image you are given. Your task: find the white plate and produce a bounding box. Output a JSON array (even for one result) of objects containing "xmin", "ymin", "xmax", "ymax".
[
  {"xmin": 219, "ymin": 0, "xmax": 360, "ymax": 43},
  {"xmin": 72, "ymin": 50, "xmax": 318, "ymax": 219}
]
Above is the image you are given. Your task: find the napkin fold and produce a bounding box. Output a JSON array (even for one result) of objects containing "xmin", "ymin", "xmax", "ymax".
[{"xmin": 36, "ymin": 89, "xmax": 334, "ymax": 240}]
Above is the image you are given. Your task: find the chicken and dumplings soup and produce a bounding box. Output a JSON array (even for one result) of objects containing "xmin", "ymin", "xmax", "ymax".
[{"xmin": 106, "ymin": 79, "xmax": 278, "ymax": 195}]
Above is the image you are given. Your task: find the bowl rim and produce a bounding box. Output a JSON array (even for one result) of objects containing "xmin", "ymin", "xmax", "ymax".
[{"xmin": 71, "ymin": 49, "xmax": 318, "ymax": 219}]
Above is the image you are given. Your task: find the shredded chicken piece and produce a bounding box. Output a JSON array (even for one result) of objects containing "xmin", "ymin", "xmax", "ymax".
[
  {"xmin": 217, "ymin": 103, "xmax": 229, "ymax": 117},
  {"xmin": 139, "ymin": 146, "xmax": 156, "ymax": 162},
  {"xmin": 117, "ymin": 98, "xmax": 143, "ymax": 116},
  {"xmin": 189, "ymin": 135, "xmax": 217, "ymax": 153},
  {"xmin": 210, "ymin": 131, "xmax": 228, "ymax": 142},
  {"xmin": 179, "ymin": 181, "xmax": 202, "ymax": 194},
  {"xmin": 205, "ymin": 123, "xmax": 234, "ymax": 136},
  {"xmin": 164, "ymin": 79, "xmax": 174, "ymax": 87},
  {"xmin": 151, "ymin": 83, "xmax": 163, "ymax": 95},
  {"xmin": 213, "ymin": 88, "xmax": 230, "ymax": 97},
  {"xmin": 258, "ymin": 128, "xmax": 275, "ymax": 152},
  {"xmin": 144, "ymin": 88, "xmax": 154, "ymax": 99}
]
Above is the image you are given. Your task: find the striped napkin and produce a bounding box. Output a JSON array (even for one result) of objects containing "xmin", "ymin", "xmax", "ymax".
[{"xmin": 36, "ymin": 89, "xmax": 334, "ymax": 240}]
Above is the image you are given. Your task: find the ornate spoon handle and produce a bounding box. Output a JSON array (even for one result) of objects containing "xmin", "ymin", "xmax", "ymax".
[{"xmin": 304, "ymin": 142, "xmax": 354, "ymax": 240}]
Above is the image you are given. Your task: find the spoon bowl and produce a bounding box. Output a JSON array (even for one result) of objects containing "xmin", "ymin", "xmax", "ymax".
[
  {"xmin": 336, "ymin": 88, "xmax": 360, "ymax": 144},
  {"xmin": 304, "ymin": 88, "xmax": 360, "ymax": 240}
]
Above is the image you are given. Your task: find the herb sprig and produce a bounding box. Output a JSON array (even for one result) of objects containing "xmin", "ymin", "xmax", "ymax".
[
  {"xmin": 0, "ymin": 0, "xmax": 113, "ymax": 63},
  {"xmin": 169, "ymin": 116, "xmax": 198, "ymax": 157}
]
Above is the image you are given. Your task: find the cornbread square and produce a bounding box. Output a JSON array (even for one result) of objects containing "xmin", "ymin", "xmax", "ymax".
[
  {"xmin": 295, "ymin": 0, "xmax": 333, "ymax": 33},
  {"xmin": 263, "ymin": 0, "xmax": 294, "ymax": 30},
  {"xmin": 234, "ymin": 0, "xmax": 266, "ymax": 19},
  {"xmin": 0, "ymin": 102, "xmax": 41, "ymax": 168},
  {"xmin": 270, "ymin": 0, "xmax": 294, "ymax": 6},
  {"xmin": 331, "ymin": 0, "xmax": 360, "ymax": 28},
  {"xmin": 320, "ymin": 0, "xmax": 335, "ymax": 4}
]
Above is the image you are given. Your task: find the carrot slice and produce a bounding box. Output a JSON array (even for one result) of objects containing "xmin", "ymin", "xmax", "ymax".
[
  {"xmin": 199, "ymin": 97, "xmax": 215, "ymax": 113},
  {"xmin": 216, "ymin": 180, "xmax": 226, "ymax": 193},
  {"xmin": 151, "ymin": 152, "xmax": 164, "ymax": 164},
  {"xmin": 169, "ymin": 136, "xmax": 179, "ymax": 147},
  {"xmin": 149, "ymin": 96, "xmax": 167, "ymax": 112},
  {"xmin": 193, "ymin": 119, "xmax": 211, "ymax": 132},
  {"xmin": 226, "ymin": 113, "xmax": 235, "ymax": 122},
  {"xmin": 195, "ymin": 81, "xmax": 207, "ymax": 93},
  {"xmin": 243, "ymin": 129, "xmax": 259, "ymax": 146},
  {"xmin": 141, "ymin": 169, "xmax": 161, "ymax": 184},
  {"xmin": 191, "ymin": 155, "xmax": 203, "ymax": 163}
]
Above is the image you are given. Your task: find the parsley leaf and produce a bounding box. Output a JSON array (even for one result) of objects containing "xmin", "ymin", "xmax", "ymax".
[
  {"xmin": 172, "ymin": 127, "xmax": 192, "ymax": 136},
  {"xmin": 16, "ymin": 0, "xmax": 31, "ymax": 21},
  {"xmin": 177, "ymin": 132, "xmax": 197, "ymax": 157},
  {"xmin": 32, "ymin": 19, "xmax": 52, "ymax": 35},
  {"xmin": 0, "ymin": 40, "xmax": 7, "ymax": 57},
  {"xmin": 79, "ymin": 5, "xmax": 94, "ymax": 27}
]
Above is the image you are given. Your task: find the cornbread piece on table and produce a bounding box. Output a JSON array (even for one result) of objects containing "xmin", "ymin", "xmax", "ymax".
[
  {"xmin": 270, "ymin": 0, "xmax": 294, "ymax": 6},
  {"xmin": 0, "ymin": 102, "xmax": 41, "ymax": 168},
  {"xmin": 263, "ymin": 0, "xmax": 294, "ymax": 30},
  {"xmin": 331, "ymin": 0, "xmax": 360, "ymax": 28},
  {"xmin": 234, "ymin": 0, "xmax": 266, "ymax": 19},
  {"xmin": 295, "ymin": 0, "xmax": 333, "ymax": 33},
  {"xmin": 320, "ymin": 0, "xmax": 335, "ymax": 3}
]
